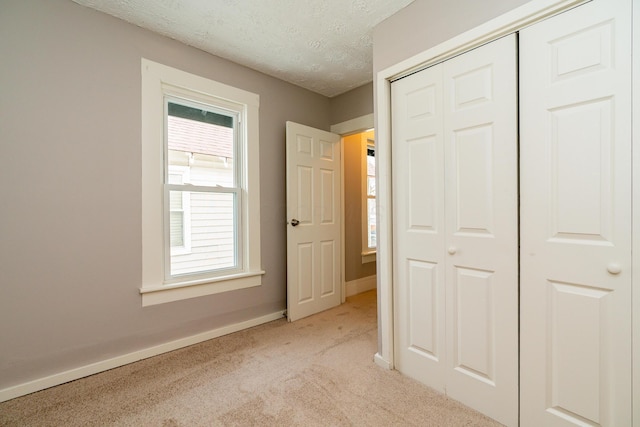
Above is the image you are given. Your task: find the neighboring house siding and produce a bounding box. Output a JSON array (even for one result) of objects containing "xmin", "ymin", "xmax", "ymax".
[{"xmin": 173, "ymin": 189, "xmax": 235, "ymax": 276}]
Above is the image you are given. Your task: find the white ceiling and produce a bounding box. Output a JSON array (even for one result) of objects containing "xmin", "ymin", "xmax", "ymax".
[{"xmin": 72, "ymin": 0, "xmax": 414, "ymax": 97}]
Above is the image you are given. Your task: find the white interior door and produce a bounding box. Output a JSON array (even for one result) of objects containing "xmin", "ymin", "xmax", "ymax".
[
  {"xmin": 391, "ymin": 61, "xmax": 447, "ymax": 391},
  {"xmin": 286, "ymin": 121, "xmax": 341, "ymax": 322},
  {"xmin": 442, "ymin": 35, "xmax": 518, "ymax": 425},
  {"xmin": 520, "ymin": 0, "xmax": 633, "ymax": 425},
  {"xmin": 392, "ymin": 34, "xmax": 518, "ymax": 426}
]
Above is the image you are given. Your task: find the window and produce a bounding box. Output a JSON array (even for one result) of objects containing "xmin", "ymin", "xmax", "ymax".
[
  {"xmin": 365, "ymin": 144, "xmax": 376, "ymax": 248},
  {"xmin": 362, "ymin": 134, "xmax": 376, "ymax": 263},
  {"xmin": 141, "ymin": 59, "xmax": 263, "ymax": 306},
  {"xmin": 165, "ymin": 100, "xmax": 238, "ymax": 278}
]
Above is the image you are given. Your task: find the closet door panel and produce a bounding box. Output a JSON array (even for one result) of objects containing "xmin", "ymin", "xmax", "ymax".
[
  {"xmin": 443, "ymin": 34, "xmax": 519, "ymax": 427},
  {"xmin": 452, "ymin": 266, "xmax": 495, "ymax": 379},
  {"xmin": 392, "ymin": 64, "xmax": 447, "ymax": 391},
  {"xmin": 392, "ymin": 34, "xmax": 518, "ymax": 426},
  {"xmin": 453, "ymin": 125, "xmax": 494, "ymax": 234},
  {"xmin": 520, "ymin": 0, "xmax": 632, "ymax": 425}
]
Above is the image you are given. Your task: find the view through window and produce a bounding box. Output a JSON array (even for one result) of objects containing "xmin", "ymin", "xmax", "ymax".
[
  {"xmin": 165, "ymin": 101, "xmax": 239, "ymax": 278},
  {"xmin": 366, "ymin": 143, "xmax": 376, "ymax": 250}
]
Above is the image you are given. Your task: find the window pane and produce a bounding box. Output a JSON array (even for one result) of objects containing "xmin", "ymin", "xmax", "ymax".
[
  {"xmin": 367, "ymin": 198, "xmax": 376, "ymax": 248},
  {"xmin": 169, "ymin": 191, "xmax": 236, "ymax": 276},
  {"xmin": 169, "ymin": 191, "xmax": 183, "ymax": 211},
  {"xmin": 367, "ymin": 176, "xmax": 376, "ymax": 197},
  {"xmin": 168, "ymin": 172, "xmax": 184, "ymax": 185},
  {"xmin": 367, "ymin": 148, "xmax": 375, "ymax": 176},
  {"xmin": 167, "ymin": 101, "xmax": 235, "ymax": 187}
]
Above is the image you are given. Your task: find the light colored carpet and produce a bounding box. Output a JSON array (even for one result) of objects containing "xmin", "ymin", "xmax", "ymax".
[{"xmin": 0, "ymin": 290, "xmax": 502, "ymax": 426}]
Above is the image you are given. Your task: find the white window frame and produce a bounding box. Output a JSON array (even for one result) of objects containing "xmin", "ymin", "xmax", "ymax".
[
  {"xmin": 141, "ymin": 58, "xmax": 263, "ymax": 307},
  {"xmin": 361, "ymin": 137, "xmax": 376, "ymax": 264}
]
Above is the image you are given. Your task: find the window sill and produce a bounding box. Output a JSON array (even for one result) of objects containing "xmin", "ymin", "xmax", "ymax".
[
  {"xmin": 361, "ymin": 251, "xmax": 377, "ymax": 264},
  {"xmin": 140, "ymin": 270, "xmax": 265, "ymax": 307}
]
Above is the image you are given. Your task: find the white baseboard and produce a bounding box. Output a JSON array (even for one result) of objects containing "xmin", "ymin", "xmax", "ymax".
[
  {"xmin": 0, "ymin": 310, "xmax": 285, "ymax": 403},
  {"xmin": 345, "ymin": 274, "xmax": 377, "ymax": 297},
  {"xmin": 374, "ymin": 352, "xmax": 392, "ymax": 370}
]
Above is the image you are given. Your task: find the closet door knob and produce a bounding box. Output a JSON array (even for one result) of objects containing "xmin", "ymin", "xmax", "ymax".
[
  {"xmin": 607, "ymin": 263, "xmax": 621, "ymax": 275},
  {"xmin": 447, "ymin": 247, "xmax": 457, "ymax": 255}
]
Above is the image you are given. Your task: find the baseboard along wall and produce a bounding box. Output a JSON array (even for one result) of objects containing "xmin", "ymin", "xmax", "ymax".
[
  {"xmin": 345, "ymin": 275, "xmax": 376, "ymax": 297},
  {"xmin": 0, "ymin": 310, "xmax": 285, "ymax": 403}
]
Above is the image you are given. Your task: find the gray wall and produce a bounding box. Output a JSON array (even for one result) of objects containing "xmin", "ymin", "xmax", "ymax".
[
  {"xmin": 0, "ymin": 0, "xmax": 334, "ymax": 390},
  {"xmin": 329, "ymin": 82, "xmax": 373, "ymax": 125},
  {"xmin": 373, "ymin": 0, "xmax": 530, "ymax": 74}
]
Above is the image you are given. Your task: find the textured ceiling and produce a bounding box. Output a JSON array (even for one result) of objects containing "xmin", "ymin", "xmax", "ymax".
[{"xmin": 72, "ymin": 0, "xmax": 414, "ymax": 97}]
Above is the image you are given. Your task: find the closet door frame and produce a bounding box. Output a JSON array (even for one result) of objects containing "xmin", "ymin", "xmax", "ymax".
[
  {"xmin": 375, "ymin": 0, "xmax": 638, "ymax": 420},
  {"xmin": 632, "ymin": 1, "xmax": 640, "ymax": 423}
]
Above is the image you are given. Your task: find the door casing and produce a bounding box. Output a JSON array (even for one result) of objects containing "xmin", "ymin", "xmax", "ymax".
[{"xmin": 331, "ymin": 114, "xmax": 375, "ymax": 304}]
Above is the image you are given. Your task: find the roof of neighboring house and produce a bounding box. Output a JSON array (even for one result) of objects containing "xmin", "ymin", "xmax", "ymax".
[{"xmin": 167, "ymin": 115, "xmax": 233, "ymax": 159}]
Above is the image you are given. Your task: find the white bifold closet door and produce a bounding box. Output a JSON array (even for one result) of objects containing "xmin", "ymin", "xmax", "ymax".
[
  {"xmin": 520, "ymin": 0, "xmax": 633, "ymax": 425},
  {"xmin": 392, "ymin": 34, "xmax": 518, "ymax": 426}
]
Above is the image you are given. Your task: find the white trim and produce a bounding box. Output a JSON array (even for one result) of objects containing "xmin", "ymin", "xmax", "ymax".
[
  {"xmin": 332, "ymin": 114, "xmax": 376, "ymax": 304},
  {"xmin": 361, "ymin": 251, "xmax": 376, "ymax": 264},
  {"xmin": 141, "ymin": 270, "xmax": 265, "ymax": 306},
  {"xmin": 0, "ymin": 310, "xmax": 284, "ymax": 403},
  {"xmin": 339, "ymin": 141, "xmax": 345, "ymax": 305},
  {"xmin": 345, "ymin": 274, "xmax": 377, "ymax": 297},
  {"xmin": 632, "ymin": 0, "xmax": 639, "ymax": 422},
  {"xmin": 376, "ymin": 74, "xmax": 395, "ymax": 368},
  {"xmin": 141, "ymin": 58, "xmax": 262, "ymax": 305},
  {"xmin": 330, "ymin": 113, "xmax": 374, "ymax": 135},
  {"xmin": 382, "ymin": 0, "xmax": 589, "ymax": 84},
  {"xmin": 373, "ymin": 352, "xmax": 392, "ymax": 370},
  {"xmin": 375, "ymin": 0, "xmax": 590, "ymax": 372}
]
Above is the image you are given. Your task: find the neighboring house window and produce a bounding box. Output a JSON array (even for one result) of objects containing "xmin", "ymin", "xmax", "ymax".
[
  {"xmin": 167, "ymin": 165, "xmax": 191, "ymax": 255},
  {"xmin": 362, "ymin": 138, "xmax": 376, "ymax": 263},
  {"xmin": 141, "ymin": 58, "xmax": 263, "ymax": 306}
]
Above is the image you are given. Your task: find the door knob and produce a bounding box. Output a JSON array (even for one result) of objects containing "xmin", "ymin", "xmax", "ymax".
[
  {"xmin": 607, "ymin": 263, "xmax": 621, "ymax": 275},
  {"xmin": 447, "ymin": 246, "xmax": 457, "ymax": 255},
  {"xmin": 290, "ymin": 219, "xmax": 300, "ymax": 227}
]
